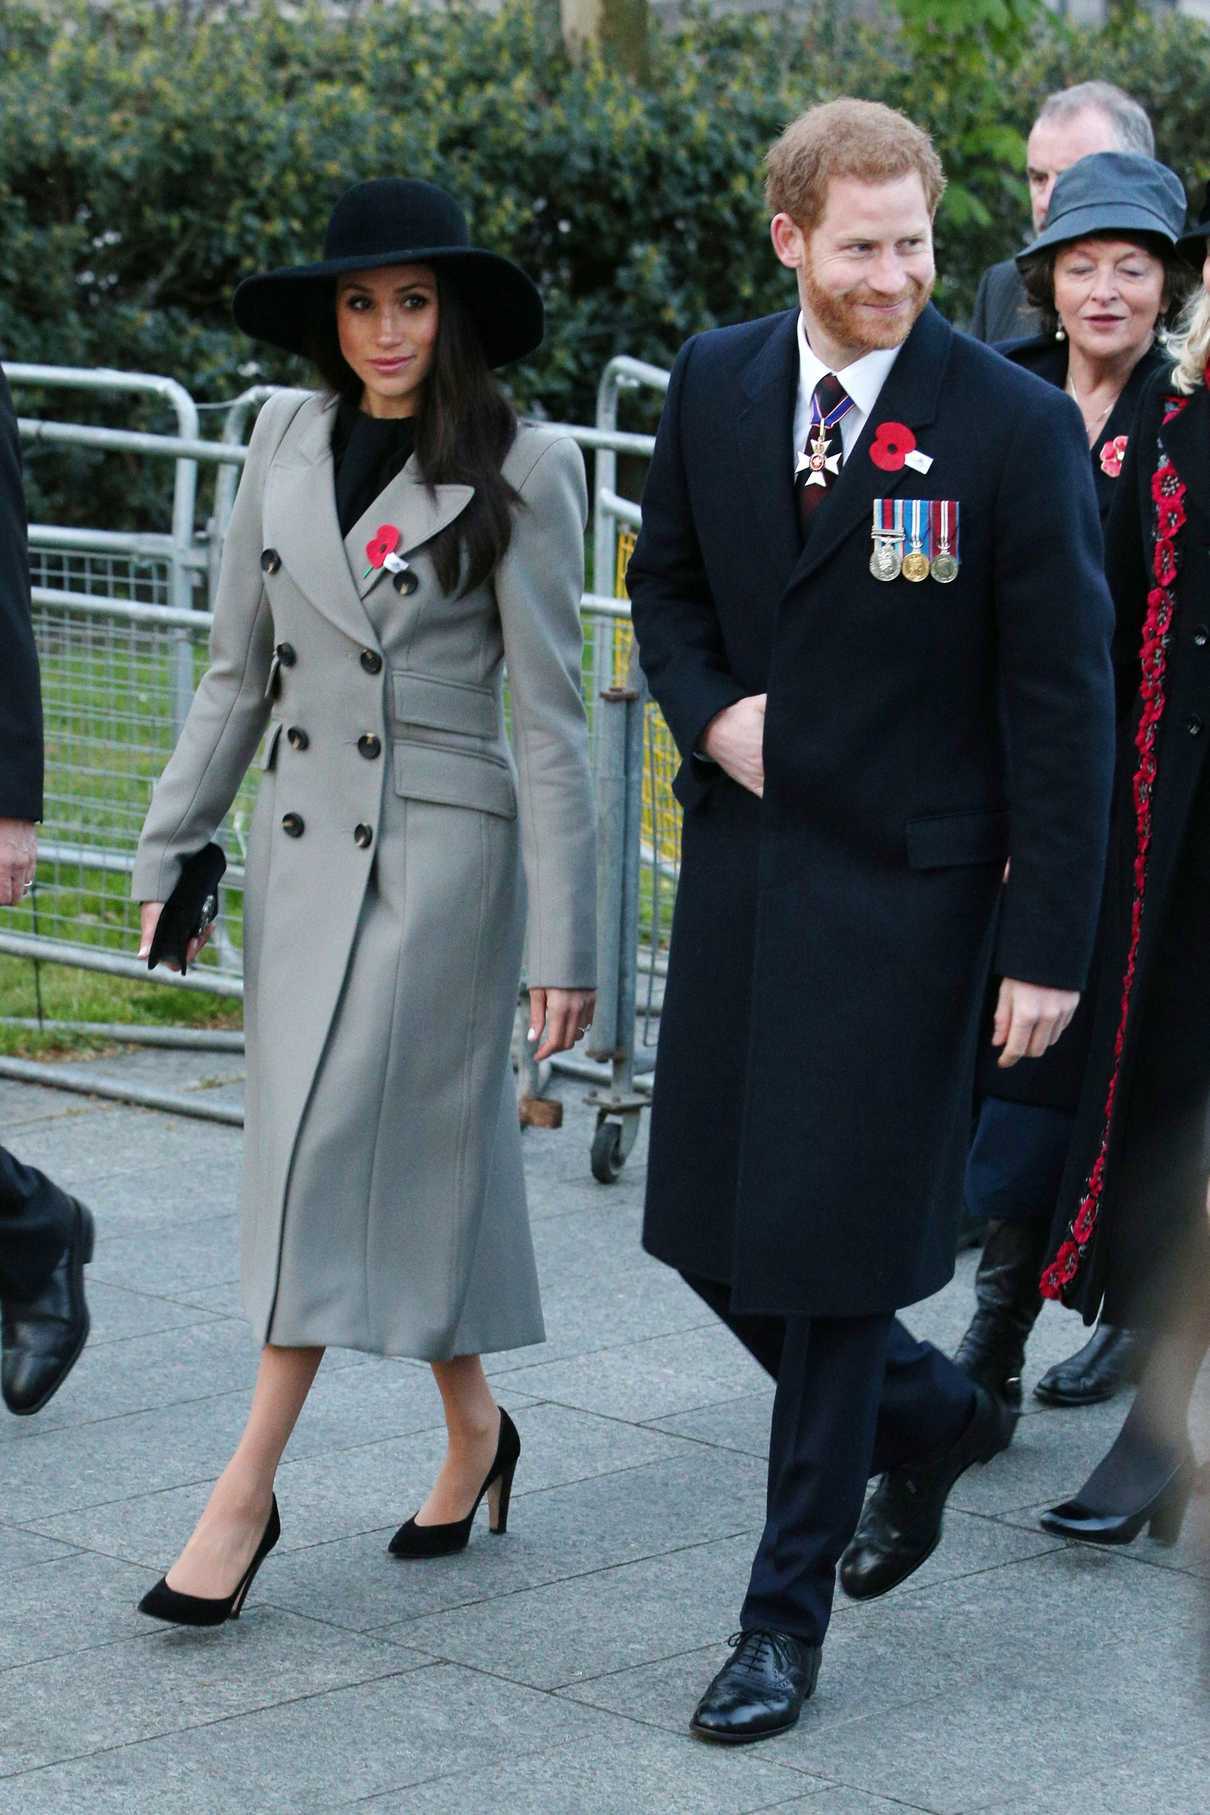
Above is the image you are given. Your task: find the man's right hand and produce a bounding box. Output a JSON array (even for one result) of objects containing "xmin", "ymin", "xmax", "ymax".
[
  {"xmin": 701, "ymin": 694, "xmax": 767, "ymax": 798},
  {"xmin": 0, "ymin": 818, "xmax": 37, "ymax": 906}
]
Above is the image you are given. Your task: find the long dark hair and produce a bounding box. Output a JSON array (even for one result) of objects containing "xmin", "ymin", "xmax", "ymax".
[{"xmin": 307, "ymin": 272, "xmax": 521, "ymax": 596}]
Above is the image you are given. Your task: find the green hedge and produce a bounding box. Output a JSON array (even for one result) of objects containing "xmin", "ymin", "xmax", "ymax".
[{"xmin": 3, "ymin": 0, "xmax": 1208, "ymax": 530}]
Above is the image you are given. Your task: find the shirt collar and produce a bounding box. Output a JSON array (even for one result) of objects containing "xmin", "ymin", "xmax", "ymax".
[{"xmin": 796, "ymin": 313, "xmax": 903, "ymax": 419}]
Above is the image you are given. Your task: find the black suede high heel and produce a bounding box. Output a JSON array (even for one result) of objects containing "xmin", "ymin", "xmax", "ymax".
[
  {"xmin": 1040, "ymin": 1457, "xmax": 1199, "ymax": 1546},
  {"xmin": 389, "ymin": 1408, "xmax": 520, "ymax": 1559},
  {"xmin": 138, "ymin": 1497, "xmax": 281, "ymax": 1626}
]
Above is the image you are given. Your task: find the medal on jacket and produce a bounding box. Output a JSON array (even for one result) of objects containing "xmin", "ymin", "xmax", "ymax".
[
  {"xmin": 929, "ymin": 499, "xmax": 959, "ymax": 584},
  {"xmin": 901, "ymin": 498, "xmax": 931, "ymax": 582},
  {"xmin": 869, "ymin": 498, "xmax": 904, "ymax": 581},
  {"xmin": 797, "ymin": 387, "xmax": 856, "ymax": 487}
]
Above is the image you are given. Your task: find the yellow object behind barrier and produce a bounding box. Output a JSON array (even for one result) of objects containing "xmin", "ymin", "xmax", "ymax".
[{"xmin": 613, "ymin": 528, "xmax": 682, "ymax": 881}]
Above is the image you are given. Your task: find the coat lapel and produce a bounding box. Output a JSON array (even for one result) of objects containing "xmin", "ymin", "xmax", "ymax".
[
  {"xmin": 266, "ymin": 398, "xmax": 375, "ymax": 648},
  {"xmin": 787, "ymin": 305, "xmax": 954, "ymax": 591},
  {"xmin": 736, "ymin": 312, "xmax": 803, "ymax": 595},
  {"xmin": 343, "ymin": 462, "xmax": 475, "ymax": 601},
  {"xmin": 266, "ymin": 395, "xmax": 476, "ymax": 636}
]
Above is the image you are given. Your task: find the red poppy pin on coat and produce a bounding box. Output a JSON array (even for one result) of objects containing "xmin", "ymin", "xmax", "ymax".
[
  {"xmin": 364, "ymin": 524, "xmax": 403, "ymax": 577},
  {"xmin": 869, "ymin": 422, "xmax": 927, "ymax": 473}
]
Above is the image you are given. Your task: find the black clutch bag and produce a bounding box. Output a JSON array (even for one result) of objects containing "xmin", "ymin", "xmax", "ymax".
[{"xmin": 146, "ymin": 843, "xmax": 226, "ymax": 975}]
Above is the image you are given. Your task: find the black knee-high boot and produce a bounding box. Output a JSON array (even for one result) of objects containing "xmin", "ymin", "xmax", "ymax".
[{"xmin": 953, "ymin": 1218, "xmax": 1047, "ymax": 1408}]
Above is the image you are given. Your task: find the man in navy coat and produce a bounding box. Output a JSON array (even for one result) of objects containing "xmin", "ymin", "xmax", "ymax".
[{"xmin": 628, "ymin": 99, "xmax": 1115, "ymax": 1743}]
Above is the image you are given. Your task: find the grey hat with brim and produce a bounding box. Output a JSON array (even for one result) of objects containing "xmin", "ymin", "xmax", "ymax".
[
  {"xmin": 1017, "ymin": 152, "xmax": 1187, "ymax": 264},
  {"xmin": 1177, "ymin": 181, "xmax": 1210, "ymax": 269}
]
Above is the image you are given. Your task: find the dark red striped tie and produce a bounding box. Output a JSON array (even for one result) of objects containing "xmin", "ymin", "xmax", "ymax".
[{"xmin": 796, "ymin": 372, "xmax": 850, "ymax": 538}]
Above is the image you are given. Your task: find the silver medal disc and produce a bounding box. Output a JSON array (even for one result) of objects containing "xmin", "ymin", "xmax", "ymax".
[
  {"xmin": 869, "ymin": 541, "xmax": 901, "ymax": 582},
  {"xmin": 931, "ymin": 552, "xmax": 958, "ymax": 584}
]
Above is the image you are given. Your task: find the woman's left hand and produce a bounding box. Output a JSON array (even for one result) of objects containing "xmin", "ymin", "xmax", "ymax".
[{"xmin": 528, "ymin": 986, "xmax": 597, "ymax": 1061}]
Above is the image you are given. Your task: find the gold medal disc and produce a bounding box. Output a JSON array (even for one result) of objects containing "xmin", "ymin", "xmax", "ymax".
[
  {"xmin": 931, "ymin": 552, "xmax": 958, "ymax": 584},
  {"xmin": 901, "ymin": 551, "xmax": 931, "ymax": 583}
]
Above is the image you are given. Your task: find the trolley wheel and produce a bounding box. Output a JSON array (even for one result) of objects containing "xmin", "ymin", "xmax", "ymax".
[{"xmin": 591, "ymin": 1119, "xmax": 626, "ymax": 1184}]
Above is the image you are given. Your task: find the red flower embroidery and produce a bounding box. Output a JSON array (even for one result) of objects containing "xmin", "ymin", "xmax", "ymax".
[
  {"xmin": 1040, "ymin": 396, "xmax": 1191, "ymax": 1304},
  {"xmin": 365, "ymin": 524, "xmax": 402, "ymax": 569},
  {"xmin": 1099, "ymin": 434, "xmax": 1128, "ymax": 479},
  {"xmin": 869, "ymin": 422, "xmax": 916, "ymax": 472}
]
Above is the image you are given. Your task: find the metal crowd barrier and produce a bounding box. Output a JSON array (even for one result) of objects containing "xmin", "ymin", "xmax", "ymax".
[{"xmin": 6, "ymin": 362, "xmax": 676, "ymax": 1180}]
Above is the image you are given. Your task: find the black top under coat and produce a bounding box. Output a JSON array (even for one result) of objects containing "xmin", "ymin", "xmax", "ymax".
[{"xmin": 331, "ymin": 398, "xmax": 417, "ymax": 538}]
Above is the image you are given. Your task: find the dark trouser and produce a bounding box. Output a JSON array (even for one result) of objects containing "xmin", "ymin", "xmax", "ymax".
[
  {"xmin": 0, "ymin": 1147, "xmax": 74, "ymax": 1300},
  {"xmin": 682, "ymin": 1270, "xmax": 975, "ymax": 1645},
  {"xmin": 964, "ymin": 1098, "xmax": 1075, "ymax": 1226}
]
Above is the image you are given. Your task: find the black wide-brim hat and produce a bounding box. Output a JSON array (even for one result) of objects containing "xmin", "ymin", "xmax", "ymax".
[
  {"xmin": 232, "ymin": 178, "xmax": 544, "ymax": 368},
  {"xmin": 1177, "ymin": 181, "xmax": 1210, "ymax": 270},
  {"xmin": 1017, "ymin": 151, "xmax": 1187, "ymax": 264}
]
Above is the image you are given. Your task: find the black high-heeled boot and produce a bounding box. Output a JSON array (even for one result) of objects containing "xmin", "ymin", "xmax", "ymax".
[
  {"xmin": 954, "ymin": 1218, "xmax": 1047, "ymax": 1409},
  {"xmin": 389, "ymin": 1407, "xmax": 520, "ymax": 1559},
  {"xmin": 138, "ymin": 1496, "xmax": 281, "ymax": 1626}
]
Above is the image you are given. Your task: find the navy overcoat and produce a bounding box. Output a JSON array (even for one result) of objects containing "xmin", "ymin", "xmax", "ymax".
[{"xmin": 629, "ymin": 304, "xmax": 1116, "ymax": 1317}]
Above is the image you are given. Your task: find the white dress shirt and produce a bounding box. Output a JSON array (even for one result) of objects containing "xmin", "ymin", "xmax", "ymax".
[{"xmin": 792, "ymin": 314, "xmax": 903, "ymax": 470}]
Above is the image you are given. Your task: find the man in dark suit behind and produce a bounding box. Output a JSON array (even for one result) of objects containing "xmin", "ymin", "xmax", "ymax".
[
  {"xmin": 969, "ymin": 80, "xmax": 1154, "ymax": 343},
  {"xmin": 0, "ymin": 361, "xmax": 93, "ymax": 1415},
  {"xmin": 629, "ymin": 99, "xmax": 1115, "ymax": 1744}
]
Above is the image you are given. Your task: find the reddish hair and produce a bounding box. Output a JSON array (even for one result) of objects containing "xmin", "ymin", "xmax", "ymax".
[{"xmin": 765, "ymin": 98, "xmax": 946, "ymax": 229}]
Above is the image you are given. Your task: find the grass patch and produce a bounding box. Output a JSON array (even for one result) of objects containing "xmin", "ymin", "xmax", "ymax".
[{"xmin": 0, "ymin": 955, "xmax": 243, "ymax": 1059}]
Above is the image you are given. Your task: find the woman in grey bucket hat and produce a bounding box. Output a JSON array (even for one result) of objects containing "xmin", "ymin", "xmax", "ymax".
[{"xmin": 953, "ymin": 150, "xmax": 1191, "ymax": 1425}]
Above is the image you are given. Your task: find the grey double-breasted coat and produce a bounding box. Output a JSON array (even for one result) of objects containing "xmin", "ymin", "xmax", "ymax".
[{"xmin": 133, "ymin": 390, "xmax": 596, "ymax": 1360}]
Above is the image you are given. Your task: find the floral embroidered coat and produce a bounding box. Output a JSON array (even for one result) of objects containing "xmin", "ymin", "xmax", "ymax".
[
  {"xmin": 973, "ymin": 335, "xmax": 1167, "ymax": 1115},
  {"xmin": 1044, "ymin": 367, "xmax": 1210, "ymax": 1321}
]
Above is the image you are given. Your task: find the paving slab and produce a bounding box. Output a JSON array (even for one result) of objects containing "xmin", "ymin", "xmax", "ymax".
[
  {"xmin": 386, "ymin": 1534, "xmax": 763, "ymax": 1688},
  {"xmin": 489, "ymin": 1319, "xmax": 771, "ymax": 1421},
  {"xmin": 351, "ymin": 1722, "xmax": 814, "ymax": 1814},
  {"xmin": 0, "ymin": 1612, "xmax": 430, "ymax": 1778},
  {"xmin": 23, "ymin": 1400, "xmax": 684, "ymax": 1567},
  {"xmin": 262, "ymin": 1442, "xmax": 768, "ymax": 1631},
  {"xmin": 0, "ymin": 1666, "xmax": 612, "ymax": 1814}
]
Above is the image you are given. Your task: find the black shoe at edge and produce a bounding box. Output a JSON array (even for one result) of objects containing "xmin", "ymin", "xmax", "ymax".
[
  {"xmin": 1033, "ymin": 1323, "xmax": 1145, "ymax": 1407},
  {"xmin": 690, "ymin": 1629, "xmax": 821, "ymax": 1744},
  {"xmin": 1, "ymin": 1198, "xmax": 94, "ymax": 1416}
]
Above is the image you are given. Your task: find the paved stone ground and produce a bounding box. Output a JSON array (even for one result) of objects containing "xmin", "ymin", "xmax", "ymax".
[{"xmin": 2, "ymin": 1048, "xmax": 1209, "ymax": 1813}]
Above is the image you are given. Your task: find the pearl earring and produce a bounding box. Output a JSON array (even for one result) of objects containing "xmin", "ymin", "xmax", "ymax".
[{"xmin": 1055, "ymin": 323, "xmax": 1066, "ymax": 341}]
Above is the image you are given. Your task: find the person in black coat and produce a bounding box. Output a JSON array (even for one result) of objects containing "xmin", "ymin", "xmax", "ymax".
[
  {"xmin": 0, "ymin": 360, "xmax": 94, "ymax": 1415},
  {"xmin": 955, "ymin": 153, "xmax": 1190, "ymax": 1417},
  {"xmin": 1036, "ymin": 204, "xmax": 1210, "ymax": 1545},
  {"xmin": 627, "ymin": 99, "xmax": 1115, "ymax": 1745}
]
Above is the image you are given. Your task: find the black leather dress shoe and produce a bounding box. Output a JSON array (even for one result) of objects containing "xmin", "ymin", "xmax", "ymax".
[
  {"xmin": 839, "ymin": 1381, "xmax": 1014, "ymax": 1601},
  {"xmin": 1, "ymin": 1199, "xmax": 94, "ymax": 1415},
  {"xmin": 690, "ymin": 1629, "xmax": 821, "ymax": 1744},
  {"xmin": 1033, "ymin": 1323, "xmax": 1144, "ymax": 1406}
]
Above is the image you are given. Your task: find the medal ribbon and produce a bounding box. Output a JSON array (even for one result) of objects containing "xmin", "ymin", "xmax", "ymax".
[{"xmin": 929, "ymin": 499, "xmax": 959, "ymax": 559}]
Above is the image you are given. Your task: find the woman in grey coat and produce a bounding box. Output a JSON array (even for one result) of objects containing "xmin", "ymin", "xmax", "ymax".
[{"xmin": 133, "ymin": 180, "xmax": 596, "ymax": 1626}]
